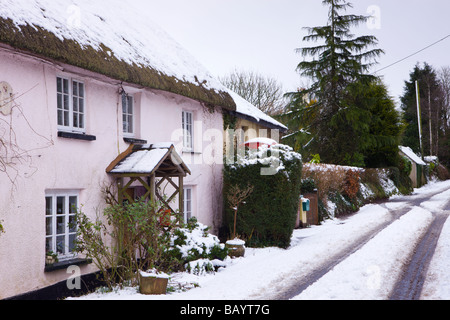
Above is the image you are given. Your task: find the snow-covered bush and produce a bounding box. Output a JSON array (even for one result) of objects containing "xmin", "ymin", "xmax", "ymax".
[{"xmin": 168, "ymin": 217, "xmax": 228, "ymax": 273}]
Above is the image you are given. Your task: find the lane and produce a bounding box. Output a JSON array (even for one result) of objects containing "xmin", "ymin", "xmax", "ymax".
[
  {"xmin": 389, "ymin": 199, "xmax": 450, "ymax": 300},
  {"xmin": 266, "ymin": 184, "xmax": 450, "ymax": 300}
]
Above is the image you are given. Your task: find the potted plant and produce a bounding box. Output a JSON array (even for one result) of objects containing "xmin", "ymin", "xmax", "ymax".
[
  {"xmin": 226, "ymin": 184, "xmax": 253, "ymax": 258},
  {"xmin": 45, "ymin": 251, "xmax": 58, "ymax": 265},
  {"xmin": 139, "ymin": 269, "xmax": 169, "ymax": 295}
]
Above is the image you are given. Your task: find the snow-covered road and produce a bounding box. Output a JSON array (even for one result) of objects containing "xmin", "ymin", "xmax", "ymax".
[{"xmin": 72, "ymin": 180, "xmax": 450, "ymax": 300}]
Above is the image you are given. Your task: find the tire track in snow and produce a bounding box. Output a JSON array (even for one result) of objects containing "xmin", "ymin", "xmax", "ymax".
[
  {"xmin": 389, "ymin": 196, "xmax": 450, "ymax": 300},
  {"xmin": 291, "ymin": 207, "xmax": 433, "ymax": 300},
  {"xmin": 266, "ymin": 185, "xmax": 450, "ymax": 300}
]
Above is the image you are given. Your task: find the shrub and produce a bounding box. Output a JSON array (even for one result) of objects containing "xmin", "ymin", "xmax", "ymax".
[
  {"xmin": 168, "ymin": 217, "xmax": 228, "ymax": 273},
  {"xmin": 341, "ymin": 169, "xmax": 360, "ymax": 199},
  {"xmin": 302, "ymin": 163, "xmax": 347, "ymax": 203},
  {"xmin": 74, "ymin": 199, "xmax": 178, "ymax": 290},
  {"xmin": 398, "ymin": 156, "xmax": 412, "ymax": 176},
  {"xmin": 300, "ymin": 178, "xmax": 316, "ymax": 194},
  {"xmin": 223, "ymin": 144, "xmax": 303, "ymax": 249}
]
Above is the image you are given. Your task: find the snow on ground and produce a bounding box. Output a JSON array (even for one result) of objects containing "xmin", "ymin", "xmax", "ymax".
[
  {"xmin": 292, "ymin": 207, "xmax": 433, "ymax": 300},
  {"xmin": 70, "ymin": 180, "xmax": 450, "ymax": 300},
  {"xmin": 420, "ymin": 186, "xmax": 450, "ymax": 300}
]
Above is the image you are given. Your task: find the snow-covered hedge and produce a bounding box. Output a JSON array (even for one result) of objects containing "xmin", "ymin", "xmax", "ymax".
[
  {"xmin": 224, "ymin": 144, "xmax": 303, "ymax": 249},
  {"xmin": 302, "ymin": 163, "xmax": 409, "ymax": 219}
]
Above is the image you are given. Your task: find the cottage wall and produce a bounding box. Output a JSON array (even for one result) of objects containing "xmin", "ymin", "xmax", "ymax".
[{"xmin": 0, "ymin": 47, "xmax": 224, "ymax": 298}]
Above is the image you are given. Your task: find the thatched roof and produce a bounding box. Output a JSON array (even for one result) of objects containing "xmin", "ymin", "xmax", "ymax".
[
  {"xmin": 0, "ymin": 1, "xmax": 235, "ymax": 111},
  {"xmin": 0, "ymin": 0, "xmax": 288, "ymax": 131}
]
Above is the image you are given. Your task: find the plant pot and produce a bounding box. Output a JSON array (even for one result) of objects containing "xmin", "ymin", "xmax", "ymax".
[
  {"xmin": 139, "ymin": 270, "xmax": 169, "ymax": 295},
  {"xmin": 45, "ymin": 256, "xmax": 56, "ymax": 265},
  {"xmin": 226, "ymin": 239, "xmax": 245, "ymax": 258}
]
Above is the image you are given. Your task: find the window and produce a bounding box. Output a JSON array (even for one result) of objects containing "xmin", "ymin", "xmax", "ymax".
[
  {"xmin": 122, "ymin": 93, "xmax": 134, "ymax": 136},
  {"xmin": 182, "ymin": 110, "xmax": 193, "ymax": 151},
  {"xmin": 183, "ymin": 187, "xmax": 192, "ymax": 223},
  {"xmin": 45, "ymin": 192, "xmax": 78, "ymax": 260},
  {"xmin": 57, "ymin": 77, "xmax": 85, "ymax": 132}
]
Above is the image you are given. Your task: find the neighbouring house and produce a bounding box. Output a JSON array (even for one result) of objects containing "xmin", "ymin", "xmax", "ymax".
[
  {"xmin": 399, "ymin": 146, "xmax": 426, "ymax": 188},
  {"xmin": 0, "ymin": 0, "xmax": 285, "ymax": 299},
  {"xmin": 223, "ymin": 90, "xmax": 288, "ymax": 160}
]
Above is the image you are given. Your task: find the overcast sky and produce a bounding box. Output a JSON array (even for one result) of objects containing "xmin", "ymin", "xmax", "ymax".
[{"xmin": 134, "ymin": 0, "xmax": 450, "ymax": 105}]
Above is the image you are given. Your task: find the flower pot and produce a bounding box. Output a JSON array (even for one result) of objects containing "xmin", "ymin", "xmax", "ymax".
[
  {"xmin": 45, "ymin": 256, "xmax": 55, "ymax": 265},
  {"xmin": 139, "ymin": 270, "xmax": 169, "ymax": 295},
  {"xmin": 226, "ymin": 239, "xmax": 245, "ymax": 258}
]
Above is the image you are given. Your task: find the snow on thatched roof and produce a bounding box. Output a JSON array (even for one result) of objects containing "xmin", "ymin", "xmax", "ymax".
[
  {"xmin": 0, "ymin": 0, "xmax": 234, "ymax": 109},
  {"xmin": 0, "ymin": 0, "xmax": 287, "ymax": 131}
]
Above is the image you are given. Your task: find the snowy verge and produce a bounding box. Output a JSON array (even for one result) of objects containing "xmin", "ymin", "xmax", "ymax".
[{"xmin": 292, "ymin": 207, "xmax": 433, "ymax": 300}]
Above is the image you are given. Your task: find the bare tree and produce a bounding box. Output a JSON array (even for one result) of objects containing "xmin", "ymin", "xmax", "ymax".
[
  {"xmin": 437, "ymin": 66, "xmax": 450, "ymax": 164},
  {"xmin": 438, "ymin": 66, "xmax": 450, "ymax": 135},
  {"xmin": 226, "ymin": 184, "xmax": 254, "ymax": 240},
  {"xmin": 220, "ymin": 69, "xmax": 285, "ymax": 115}
]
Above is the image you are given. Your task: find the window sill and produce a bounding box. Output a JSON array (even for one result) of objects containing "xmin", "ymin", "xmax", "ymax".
[
  {"xmin": 58, "ymin": 131, "xmax": 96, "ymax": 141},
  {"xmin": 123, "ymin": 137, "xmax": 147, "ymax": 144},
  {"xmin": 44, "ymin": 258, "xmax": 92, "ymax": 272},
  {"xmin": 182, "ymin": 151, "xmax": 202, "ymax": 155}
]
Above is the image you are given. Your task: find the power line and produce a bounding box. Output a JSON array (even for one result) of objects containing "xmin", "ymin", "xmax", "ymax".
[{"xmin": 374, "ymin": 34, "xmax": 450, "ymax": 74}]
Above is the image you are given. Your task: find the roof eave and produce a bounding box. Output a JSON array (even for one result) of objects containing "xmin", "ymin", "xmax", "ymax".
[{"xmin": 0, "ymin": 18, "xmax": 236, "ymax": 111}]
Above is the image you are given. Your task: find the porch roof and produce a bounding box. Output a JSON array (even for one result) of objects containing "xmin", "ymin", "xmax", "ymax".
[{"xmin": 106, "ymin": 143, "xmax": 191, "ymax": 177}]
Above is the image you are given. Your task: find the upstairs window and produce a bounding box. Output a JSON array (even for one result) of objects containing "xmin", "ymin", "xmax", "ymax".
[
  {"xmin": 182, "ymin": 110, "xmax": 193, "ymax": 151},
  {"xmin": 57, "ymin": 77, "xmax": 85, "ymax": 132},
  {"xmin": 122, "ymin": 93, "xmax": 134, "ymax": 136}
]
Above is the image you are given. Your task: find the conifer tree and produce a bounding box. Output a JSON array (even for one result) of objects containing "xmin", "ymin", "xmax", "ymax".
[{"xmin": 285, "ymin": 0, "xmax": 383, "ymax": 164}]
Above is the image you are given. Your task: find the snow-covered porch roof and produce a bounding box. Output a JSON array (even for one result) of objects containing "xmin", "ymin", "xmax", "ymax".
[
  {"xmin": 106, "ymin": 143, "xmax": 190, "ymax": 177},
  {"xmin": 106, "ymin": 143, "xmax": 190, "ymax": 214}
]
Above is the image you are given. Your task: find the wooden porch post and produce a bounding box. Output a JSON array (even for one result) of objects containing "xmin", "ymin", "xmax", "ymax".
[
  {"xmin": 149, "ymin": 174, "xmax": 155, "ymax": 203},
  {"xmin": 117, "ymin": 177, "xmax": 124, "ymax": 205}
]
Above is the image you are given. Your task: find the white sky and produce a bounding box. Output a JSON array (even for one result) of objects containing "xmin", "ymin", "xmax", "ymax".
[{"xmin": 133, "ymin": 0, "xmax": 450, "ymax": 105}]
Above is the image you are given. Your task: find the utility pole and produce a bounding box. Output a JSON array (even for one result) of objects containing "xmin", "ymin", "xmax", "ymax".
[
  {"xmin": 428, "ymin": 84, "xmax": 433, "ymax": 156},
  {"xmin": 415, "ymin": 80, "xmax": 424, "ymax": 159}
]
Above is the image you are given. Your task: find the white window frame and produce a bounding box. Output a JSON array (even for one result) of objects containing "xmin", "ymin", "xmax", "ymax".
[
  {"xmin": 183, "ymin": 187, "xmax": 193, "ymax": 223},
  {"xmin": 122, "ymin": 93, "xmax": 134, "ymax": 137},
  {"xmin": 45, "ymin": 191, "xmax": 79, "ymax": 261},
  {"xmin": 182, "ymin": 110, "xmax": 193, "ymax": 152},
  {"xmin": 57, "ymin": 76, "xmax": 86, "ymax": 133}
]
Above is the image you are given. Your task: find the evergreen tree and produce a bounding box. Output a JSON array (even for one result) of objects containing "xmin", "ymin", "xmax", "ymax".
[
  {"xmin": 285, "ymin": 0, "xmax": 383, "ymax": 164},
  {"xmin": 343, "ymin": 80, "xmax": 403, "ymax": 167}
]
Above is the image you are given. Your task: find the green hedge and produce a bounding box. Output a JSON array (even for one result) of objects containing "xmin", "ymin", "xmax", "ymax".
[{"xmin": 223, "ymin": 145, "xmax": 303, "ymax": 249}]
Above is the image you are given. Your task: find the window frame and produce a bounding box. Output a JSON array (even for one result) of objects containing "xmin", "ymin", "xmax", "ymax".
[
  {"xmin": 122, "ymin": 93, "xmax": 134, "ymax": 137},
  {"xmin": 182, "ymin": 110, "xmax": 194, "ymax": 152},
  {"xmin": 45, "ymin": 191, "xmax": 79, "ymax": 261},
  {"xmin": 57, "ymin": 76, "xmax": 86, "ymax": 133},
  {"xmin": 183, "ymin": 187, "xmax": 193, "ymax": 223}
]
